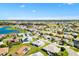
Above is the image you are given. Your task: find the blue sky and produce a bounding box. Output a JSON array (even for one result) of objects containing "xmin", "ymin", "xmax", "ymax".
[{"xmin": 0, "ymin": 3, "xmax": 79, "ymax": 20}]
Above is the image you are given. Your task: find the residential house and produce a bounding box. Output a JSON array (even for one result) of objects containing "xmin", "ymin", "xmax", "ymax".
[
  {"xmin": 22, "ymin": 36, "xmax": 33, "ymax": 43},
  {"xmin": 30, "ymin": 52, "xmax": 44, "ymax": 56},
  {"xmin": 42, "ymin": 43, "xmax": 60, "ymax": 53},
  {"xmin": 72, "ymin": 33, "xmax": 78, "ymax": 38},
  {"xmin": 64, "ymin": 35, "xmax": 73, "ymax": 39},
  {"xmin": 63, "ymin": 39, "xmax": 69, "ymax": 43},
  {"xmin": 52, "ymin": 37, "xmax": 61, "ymax": 41},
  {"xmin": 73, "ymin": 40, "xmax": 79, "ymax": 49},
  {"xmin": 18, "ymin": 33, "xmax": 33, "ymax": 43},
  {"xmin": 0, "ymin": 34, "xmax": 5, "ymax": 39},
  {"xmin": 0, "ymin": 42, "xmax": 4, "ymax": 45},
  {"xmin": 0, "ymin": 47, "xmax": 9, "ymax": 56},
  {"xmin": 32, "ymin": 40, "xmax": 45, "ymax": 47},
  {"xmin": 43, "ymin": 35, "xmax": 52, "ymax": 41},
  {"xmin": 16, "ymin": 46, "xmax": 30, "ymax": 56}
]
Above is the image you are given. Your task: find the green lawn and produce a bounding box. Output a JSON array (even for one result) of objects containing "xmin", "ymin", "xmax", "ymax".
[
  {"xmin": 26, "ymin": 42, "xmax": 49, "ymax": 56},
  {"xmin": 77, "ymin": 34, "xmax": 79, "ymax": 37},
  {"xmin": 7, "ymin": 44, "xmax": 25, "ymax": 55},
  {"xmin": 26, "ymin": 45, "xmax": 39, "ymax": 55},
  {"xmin": 7, "ymin": 43, "xmax": 32, "ymax": 55}
]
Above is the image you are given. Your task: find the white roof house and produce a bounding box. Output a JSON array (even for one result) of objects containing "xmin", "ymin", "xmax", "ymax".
[
  {"xmin": 43, "ymin": 35, "xmax": 52, "ymax": 41},
  {"xmin": 26, "ymin": 32, "xmax": 32, "ymax": 37},
  {"xmin": 72, "ymin": 33, "xmax": 78, "ymax": 38},
  {"xmin": 52, "ymin": 37, "xmax": 61, "ymax": 41},
  {"xmin": 0, "ymin": 42, "xmax": 4, "ymax": 45},
  {"xmin": 43, "ymin": 43, "xmax": 60, "ymax": 53},
  {"xmin": 18, "ymin": 33, "xmax": 33, "ymax": 43},
  {"xmin": 64, "ymin": 35, "xmax": 73, "ymax": 39},
  {"xmin": 22, "ymin": 36, "xmax": 33, "ymax": 43},
  {"xmin": 18, "ymin": 33, "xmax": 25, "ymax": 37},
  {"xmin": 63, "ymin": 39, "xmax": 69, "ymax": 43},
  {"xmin": 32, "ymin": 40, "xmax": 45, "ymax": 47},
  {"xmin": 72, "ymin": 33, "xmax": 78, "ymax": 36},
  {"xmin": 30, "ymin": 52, "xmax": 44, "ymax": 56},
  {"xmin": 27, "ymin": 36, "xmax": 33, "ymax": 41}
]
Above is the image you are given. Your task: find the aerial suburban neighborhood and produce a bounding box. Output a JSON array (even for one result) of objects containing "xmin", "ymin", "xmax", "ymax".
[{"xmin": 0, "ymin": 20, "xmax": 79, "ymax": 56}]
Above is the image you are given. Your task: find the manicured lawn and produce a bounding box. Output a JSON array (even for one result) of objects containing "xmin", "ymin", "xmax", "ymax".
[
  {"xmin": 26, "ymin": 45, "xmax": 39, "ymax": 55},
  {"xmin": 26, "ymin": 42, "xmax": 49, "ymax": 56},
  {"xmin": 77, "ymin": 34, "xmax": 79, "ymax": 37},
  {"xmin": 7, "ymin": 45, "xmax": 20, "ymax": 55},
  {"xmin": 7, "ymin": 43, "xmax": 30, "ymax": 55}
]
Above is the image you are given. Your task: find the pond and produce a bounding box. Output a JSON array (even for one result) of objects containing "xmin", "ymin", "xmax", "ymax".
[{"xmin": 0, "ymin": 26, "xmax": 19, "ymax": 34}]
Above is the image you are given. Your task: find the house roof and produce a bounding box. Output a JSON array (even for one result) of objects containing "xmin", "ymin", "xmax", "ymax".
[
  {"xmin": 43, "ymin": 43, "xmax": 60, "ymax": 53},
  {"xmin": 31, "ymin": 52, "xmax": 44, "ymax": 56},
  {"xmin": 64, "ymin": 35, "xmax": 73, "ymax": 39},
  {"xmin": 32, "ymin": 40, "xmax": 45, "ymax": 46},
  {"xmin": 16, "ymin": 46, "xmax": 30, "ymax": 55},
  {"xmin": 0, "ymin": 42, "xmax": 4, "ymax": 45},
  {"xmin": 0, "ymin": 47, "xmax": 9, "ymax": 55}
]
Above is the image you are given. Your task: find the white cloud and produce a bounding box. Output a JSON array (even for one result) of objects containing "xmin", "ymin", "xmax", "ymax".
[
  {"xmin": 63, "ymin": 3, "xmax": 74, "ymax": 5},
  {"xmin": 67, "ymin": 3, "xmax": 73, "ymax": 5}
]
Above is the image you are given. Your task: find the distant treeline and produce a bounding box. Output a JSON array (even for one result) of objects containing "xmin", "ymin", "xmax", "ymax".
[
  {"xmin": 0, "ymin": 20, "xmax": 79, "ymax": 22},
  {"xmin": 0, "ymin": 20, "xmax": 79, "ymax": 25}
]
